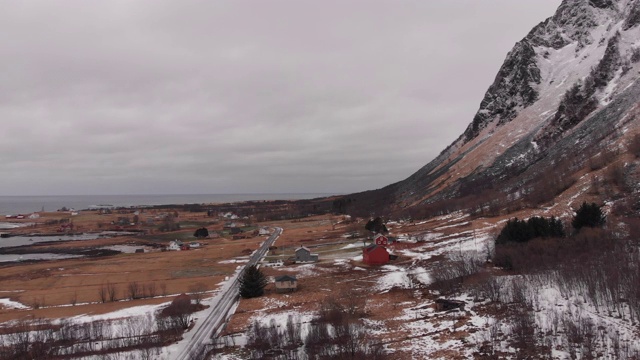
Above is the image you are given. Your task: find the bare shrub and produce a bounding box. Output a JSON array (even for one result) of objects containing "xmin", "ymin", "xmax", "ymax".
[
  {"xmin": 99, "ymin": 285, "xmax": 108, "ymax": 303},
  {"xmin": 160, "ymin": 294, "xmax": 193, "ymax": 330},
  {"xmin": 107, "ymin": 281, "xmax": 118, "ymax": 302},
  {"xmin": 431, "ymin": 253, "xmax": 481, "ymax": 295},
  {"xmin": 144, "ymin": 282, "xmax": 157, "ymax": 298},
  {"xmin": 128, "ymin": 281, "xmax": 141, "ymax": 300},
  {"xmin": 477, "ymin": 276, "xmax": 504, "ymax": 303},
  {"xmin": 607, "ymin": 162, "xmax": 629, "ymax": 192},
  {"xmin": 189, "ymin": 282, "xmax": 207, "ymax": 305}
]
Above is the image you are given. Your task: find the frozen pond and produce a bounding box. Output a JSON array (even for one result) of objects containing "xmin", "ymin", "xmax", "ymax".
[
  {"xmin": 101, "ymin": 245, "xmax": 151, "ymax": 253},
  {"xmin": 0, "ymin": 253, "xmax": 84, "ymax": 263},
  {"xmin": 0, "ymin": 231, "xmax": 136, "ymax": 248},
  {"xmin": 0, "ymin": 222, "xmax": 34, "ymax": 230}
]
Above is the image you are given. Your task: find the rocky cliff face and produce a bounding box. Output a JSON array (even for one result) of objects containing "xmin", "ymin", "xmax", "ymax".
[
  {"xmin": 464, "ymin": 0, "xmax": 625, "ymax": 142},
  {"xmin": 342, "ymin": 0, "xmax": 640, "ymax": 217}
]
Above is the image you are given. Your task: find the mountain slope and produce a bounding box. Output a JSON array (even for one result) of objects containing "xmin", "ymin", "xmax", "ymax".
[{"xmin": 342, "ymin": 0, "xmax": 640, "ymax": 218}]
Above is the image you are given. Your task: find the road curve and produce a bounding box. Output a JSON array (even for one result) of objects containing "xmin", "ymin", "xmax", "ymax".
[{"xmin": 173, "ymin": 227, "xmax": 282, "ymax": 360}]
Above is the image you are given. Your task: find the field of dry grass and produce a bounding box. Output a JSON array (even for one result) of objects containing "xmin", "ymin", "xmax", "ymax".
[{"xmin": 0, "ymin": 209, "xmax": 272, "ymax": 323}]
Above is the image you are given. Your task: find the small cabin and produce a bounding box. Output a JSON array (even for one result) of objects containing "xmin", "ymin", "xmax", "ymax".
[
  {"xmin": 435, "ymin": 299, "xmax": 465, "ymax": 312},
  {"xmin": 274, "ymin": 275, "xmax": 298, "ymax": 293},
  {"xmin": 363, "ymin": 244, "xmax": 390, "ymax": 265},
  {"xmin": 295, "ymin": 246, "xmax": 318, "ymax": 262}
]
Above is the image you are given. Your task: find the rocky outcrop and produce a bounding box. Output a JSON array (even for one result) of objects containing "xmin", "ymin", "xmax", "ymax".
[
  {"xmin": 463, "ymin": 40, "xmax": 541, "ymax": 141},
  {"xmin": 462, "ymin": 0, "xmax": 606, "ymax": 142},
  {"xmin": 624, "ymin": 1, "xmax": 640, "ymax": 30}
]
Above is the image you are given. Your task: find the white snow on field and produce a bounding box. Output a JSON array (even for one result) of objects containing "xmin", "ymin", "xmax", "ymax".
[
  {"xmin": 218, "ymin": 257, "xmax": 250, "ymax": 264},
  {"xmin": 410, "ymin": 267, "xmax": 432, "ymax": 286},
  {"xmin": 376, "ymin": 265, "xmax": 411, "ymax": 293},
  {"xmin": 70, "ymin": 302, "xmax": 168, "ymax": 323},
  {"xmin": 340, "ymin": 242, "xmax": 360, "ymax": 249},
  {"xmin": 333, "ymin": 258, "xmax": 351, "ymax": 268},
  {"xmin": 275, "ymin": 263, "xmax": 319, "ymax": 278},
  {"xmin": 399, "ymin": 248, "xmax": 433, "ymax": 261},
  {"xmin": 0, "ymin": 298, "xmax": 29, "ymax": 309},
  {"xmin": 434, "ymin": 221, "xmax": 470, "ymax": 231}
]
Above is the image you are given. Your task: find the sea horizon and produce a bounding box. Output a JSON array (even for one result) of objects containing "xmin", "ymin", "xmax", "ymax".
[{"xmin": 0, "ymin": 193, "xmax": 340, "ymax": 215}]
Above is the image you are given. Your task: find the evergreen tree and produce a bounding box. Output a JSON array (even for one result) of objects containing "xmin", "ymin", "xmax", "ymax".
[
  {"xmin": 572, "ymin": 202, "xmax": 606, "ymax": 230},
  {"xmin": 193, "ymin": 227, "xmax": 209, "ymax": 238},
  {"xmin": 364, "ymin": 217, "xmax": 388, "ymax": 234},
  {"xmin": 496, "ymin": 216, "xmax": 565, "ymax": 245},
  {"xmin": 239, "ymin": 265, "xmax": 268, "ymax": 299}
]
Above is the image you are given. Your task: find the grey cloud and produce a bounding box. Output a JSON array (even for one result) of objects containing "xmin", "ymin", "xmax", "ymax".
[{"xmin": 0, "ymin": 0, "xmax": 561, "ymax": 195}]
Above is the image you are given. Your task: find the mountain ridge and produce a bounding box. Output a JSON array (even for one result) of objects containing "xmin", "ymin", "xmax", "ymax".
[{"xmin": 339, "ymin": 0, "xmax": 640, "ymax": 219}]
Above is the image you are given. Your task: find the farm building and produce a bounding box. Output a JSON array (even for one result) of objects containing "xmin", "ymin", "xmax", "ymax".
[
  {"xmin": 374, "ymin": 234, "xmax": 389, "ymax": 245},
  {"xmin": 274, "ymin": 275, "xmax": 298, "ymax": 293},
  {"xmin": 295, "ymin": 246, "xmax": 318, "ymax": 262},
  {"xmin": 363, "ymin": 244, "xmax": 390, "ymax": 265}
]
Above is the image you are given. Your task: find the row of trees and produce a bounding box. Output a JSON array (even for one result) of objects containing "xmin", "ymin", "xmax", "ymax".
[{"xmin": 495, "ymin": 202, "xmax": 605, "ymax": 245}]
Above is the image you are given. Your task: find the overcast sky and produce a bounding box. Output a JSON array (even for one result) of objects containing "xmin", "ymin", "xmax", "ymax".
[{"xmin": 0, "ymin": 0, "xmax": 562, "ymax": 196}]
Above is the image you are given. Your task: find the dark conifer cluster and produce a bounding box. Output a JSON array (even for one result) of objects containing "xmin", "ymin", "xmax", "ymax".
[{"xmin": 496, "ymin": 216, "xmax": 565, "ymax": 245}]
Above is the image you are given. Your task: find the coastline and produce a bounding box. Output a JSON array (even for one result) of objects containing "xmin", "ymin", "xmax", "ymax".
[{"xmin": 0, "ymin": 193, "xmax": 338, "ymax": 216}]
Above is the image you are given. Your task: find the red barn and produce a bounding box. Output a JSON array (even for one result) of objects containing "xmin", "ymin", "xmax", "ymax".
[
  {"xmin": 363, "ymin": 244, "xmax": 390, "ymax": 265},
  {"xmin": 374, "ymin": 234, "xmax": 388, "ymax": 245}
]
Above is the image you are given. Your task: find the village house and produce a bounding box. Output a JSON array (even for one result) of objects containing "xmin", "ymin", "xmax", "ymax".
[
  {"xmin": 168, "ymin": 240, "xmax": 183, "ymax": 251},
  {"xmin": 259, "ymin": 227, "xmax": 271, "ymax": 236},
  {"xmin": 295, "ymin": 246, "xmax": 318, "ymax": 262},
  {"xmin": 363, "ymin": 244, "xmax": 390, "ymax": 265},
  {"xmin": 274, "ymin": 275, "xmax": 298, "ymax": 293}
]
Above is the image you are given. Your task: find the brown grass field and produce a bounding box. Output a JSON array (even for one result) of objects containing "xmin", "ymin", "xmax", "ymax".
[
  {"xmin": 1, "ymin": 207, "xmax": 505, "ymax": 359},
  {"xmin": 0, "ymin": 209, "xmax": 283, "ymax": 323}
]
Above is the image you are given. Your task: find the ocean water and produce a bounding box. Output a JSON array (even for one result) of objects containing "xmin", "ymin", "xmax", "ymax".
[{"xmin": 0, "ymin": 193, "xmax": 335, "ymax": 215}]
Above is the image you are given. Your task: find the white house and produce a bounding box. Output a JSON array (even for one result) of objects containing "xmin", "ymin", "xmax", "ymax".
[
  {"xmin": 168, "ymin": 240, "xmax": 183, "ymax": 251},
  {"xmin": 259, "ymin": 227, "xmax": 271, "ymax": 236}
]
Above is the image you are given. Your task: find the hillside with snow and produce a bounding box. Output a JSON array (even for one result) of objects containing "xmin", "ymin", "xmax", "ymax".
[{"xmin": 342, "ymin": 0, "xmax": 640, "ymax": 220}]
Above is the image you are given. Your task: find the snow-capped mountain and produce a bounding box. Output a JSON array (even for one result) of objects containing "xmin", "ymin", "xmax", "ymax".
[{"xmin": 344, "ymin": 0, "xmax": 640, "ymax": 217}]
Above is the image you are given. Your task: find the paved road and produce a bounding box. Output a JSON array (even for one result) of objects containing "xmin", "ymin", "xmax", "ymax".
[{"xmin": 174, "ymin": 227, "xmax": 282, "ymax": 360}]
